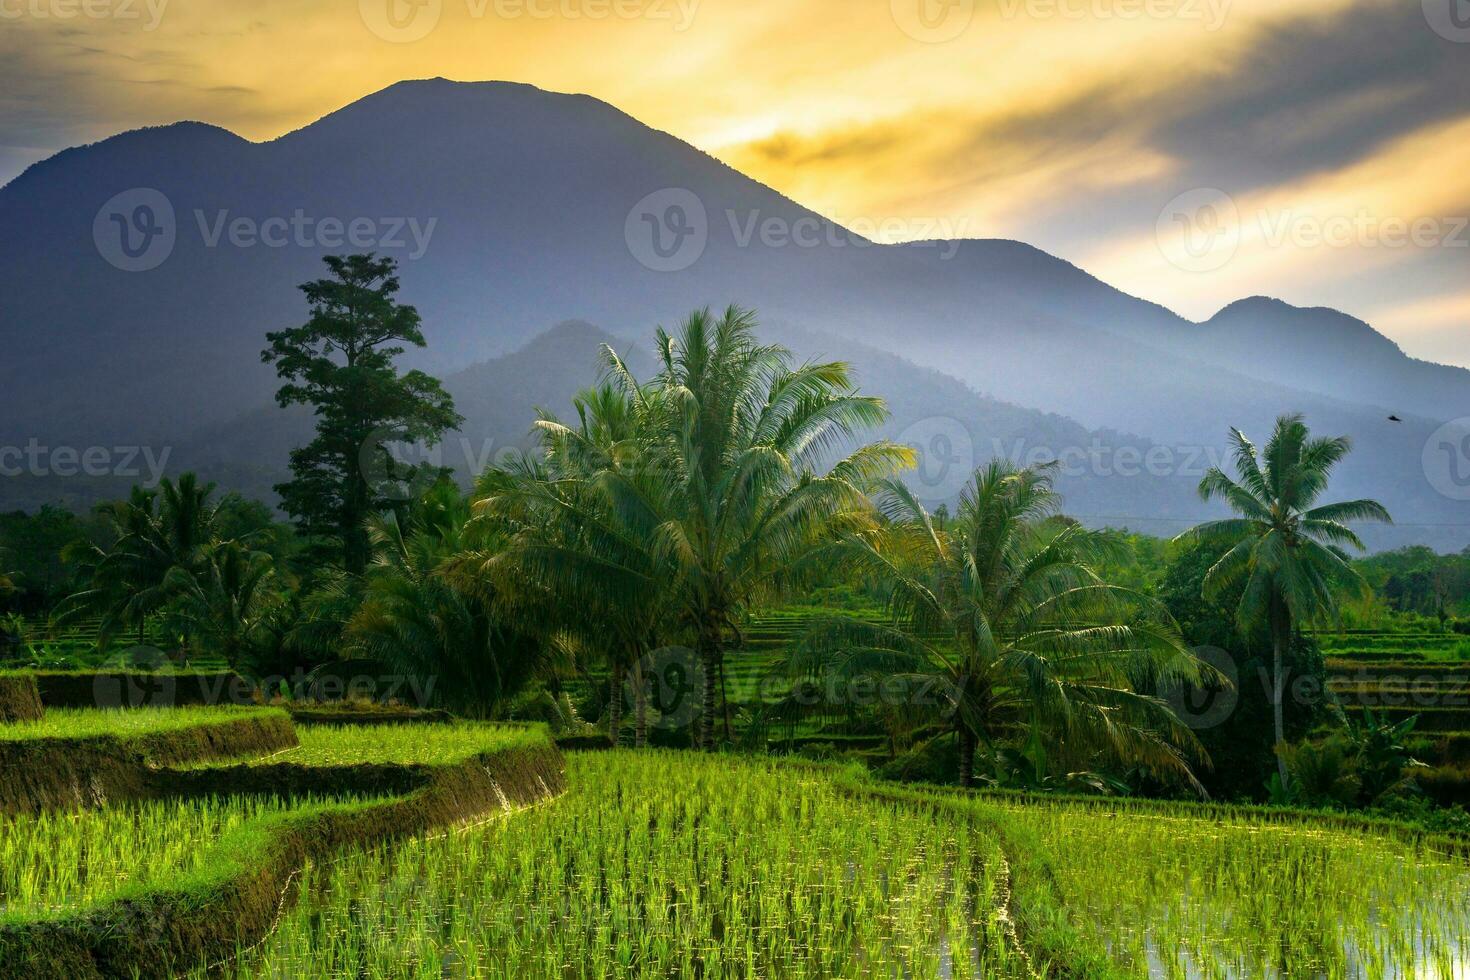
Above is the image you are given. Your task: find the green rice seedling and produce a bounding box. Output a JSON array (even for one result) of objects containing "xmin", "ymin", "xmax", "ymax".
[
  {"xmin": 0, "ymin": 705, "xmax": 282, "ymax": 742},
  {"xmin": 0, "ymin": 794, "xmax": 363, "ymax": 922},
  {"xmin": 200, "ymin": 752, "xmax": 1024, "ymax": 979},
  {"xmin": 230, "ymin": 722, "xmax": 547, "ymax": 767},
  {"xmin": 965, "ymin": 796, "xmax": 1470, "ymax": 979}
]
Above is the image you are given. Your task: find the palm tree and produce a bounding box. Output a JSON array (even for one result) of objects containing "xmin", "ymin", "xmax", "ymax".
[
  {"xmin": 488, "ymin": 383, "xmax": 671, "ymax": 745},
  {"xmin": 791, "ymin": 461, "xmax": 1210, "ymax": 789},
  {"xmin": 1179, "ymin": 414, "xmax": 1391, "ymax": 788},
  {"xmin": 163, "ymin": 540, "xmax": 284, "ymax": 669},
  {"xmin": 349, "ymin": 480, "xmax": 553, "ymax": 717},
  {"xmin": 59, "ymin": 474, "xmax": 230, "ymax": 650},
  {"xmin": 476, "ymin": 307, "xmax": 910, "ymax": 750}
]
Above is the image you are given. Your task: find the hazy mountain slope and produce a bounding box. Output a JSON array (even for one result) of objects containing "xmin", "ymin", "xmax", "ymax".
[{"xmin": 1, "ymin": 78, "xmax": 1465, "ymax": 547}]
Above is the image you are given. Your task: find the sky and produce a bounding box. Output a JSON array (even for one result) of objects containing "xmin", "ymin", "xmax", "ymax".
[{"xmin": 3, "ymin": 0, "xmax": 1468, "ymax": 366}]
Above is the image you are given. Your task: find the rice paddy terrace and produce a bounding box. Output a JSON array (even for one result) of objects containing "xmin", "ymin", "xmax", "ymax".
[{"xmin": 1, "ymin": 671, "xmax": 1467, "ymax": 978}]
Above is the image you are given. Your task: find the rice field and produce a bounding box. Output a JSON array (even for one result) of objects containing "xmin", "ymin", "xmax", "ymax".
[
  {"xmin": 197, "ymin": 752, "xmax": 1026, "ymax": 980},
  {"xmin": 965, "ymin": 795, "xmax": 1470, "ymax": 979},
  {"xmin": 0, "ymin": 794, "xmax": 363, "ymax": 922},
  {"xmin": 222, "ymin": 722, "xmax": 547, "ymax": 767},
  {"xmin": 0, "ymin": 704, "xmax": 281, "ymax": 742}
]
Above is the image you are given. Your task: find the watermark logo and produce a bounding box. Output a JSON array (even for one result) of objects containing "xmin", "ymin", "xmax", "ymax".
[
  {"xmin": 1159, "ymin": 645, "xmax": 1239, "ymax": 730},
  {"xmin": 93, "ymin": 647, "xmax": 177, "ymax": 708},
  {"xmin": 890, "ymin": 0, "xmax": 975, "ymax": 43},
  {"xmin": 94, "ymin": 189, "xmax": 438, "ymax": 271},
  {"xmin": 627, "ymin": 645, "xmax": 704, "ymax": 728},
  {"xmin": 360, "ymin": 0, "xmax": 443, "ymax": 41},
  {"xmin": 0, "ymin": 0, "xmax": 169, "ymax": 30},
  {"xmin": 94, "ymin": 188, "xmax": 176, "ymax": 273},
  {"xmin": 1423, "ymin": 417, "xmax": 1470, "ymax": 500},
  {"xmin": 898, "ymin": 417, "xmax": 975, "ymax": 503},
  {"xmin": 360, "ymin": 0, "xmax": 697, "ymax": 41},
  {"xmin": 1424, "ymin": 0, "xmax": 1470, "ymax": 42},
  {"xmin": 625, "ymin": 188, "xmax": 708, "ymax": 272},
  {"xmin": 0, "ymin": 440, "xmax": 172, "ymax": 484},
  {"xmin": 358, "ymin": 428, "xmax": 514, "ymax": 500},
  {"xmin": 1156, "ymin": 188, "xmax": 1239, "ymax": 273}
]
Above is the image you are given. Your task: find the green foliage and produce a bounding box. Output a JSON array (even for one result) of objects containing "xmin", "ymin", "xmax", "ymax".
[
  {"xmin": 477, "ymin": 306, "xmax": 910, "ymax": 751},
  {"xmin": 787, "ymin": 460, "xmax": 1208, "ymax": 790},
  {"xmin": 263, "ymin": 254, "xmax": 462, "ymax": 575},
  {"xmin": 1181, "ymin": 413, "xmax": 1391, "ymax": 787},
  {"xmin": 343, "ymin": 481, "xmax": 551, "ymax": 717},
  {"xmin": 1159, "ymin": 539, "xmax": 1326, "ymax": 800}
]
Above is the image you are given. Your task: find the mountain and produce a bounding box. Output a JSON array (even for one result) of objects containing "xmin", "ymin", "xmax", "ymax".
[{"xmin": 1, "ymin": 78, "xmax": 1466, "ymax": 548}]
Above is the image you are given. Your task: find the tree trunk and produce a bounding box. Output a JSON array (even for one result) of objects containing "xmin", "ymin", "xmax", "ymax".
[
  {"xmin": 699, "ymin": 632, "xmax": 719, "ymax": 752},
  {"xmin": 635, "ymin": 660, "xmax": 649, "ymax": 749},
  {"xmin": 608, "ymin": 661, "xmax": 625, "ymax": 747},
  {"xmin": 1271, "ymin": 623, "xmax": 1290, "ymax": 788},
  {"xmin": 958, "ymin": 724, "xmax": 976, "ymax": 788}
]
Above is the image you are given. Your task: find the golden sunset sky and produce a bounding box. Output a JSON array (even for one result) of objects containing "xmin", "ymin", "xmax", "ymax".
[{"xmin": 3, "ymin": 0, "xmax": 1468, "ymax": 364}]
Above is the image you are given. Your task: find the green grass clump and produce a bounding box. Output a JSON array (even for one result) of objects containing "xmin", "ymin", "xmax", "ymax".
[
  {"xmin": 241, "ymin": 722, "xmax": 545, "ymax": 767},
  {"xmin": 202, "ymin": 752, "xmax": 1023, "ymax": 979},
  {"xmin": 0, "ymin": 794, "xmax": 362, "ymax": 923},
  {"xmin": 976, "ymin": 797, "xmax": 1469, "ymax": 977},
  {"xmin": 0, "ymin": 705, "xmax": 282, "ymax": 743}
]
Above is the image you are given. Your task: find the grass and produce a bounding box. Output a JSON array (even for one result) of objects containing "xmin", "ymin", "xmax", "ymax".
[
  {"xmin": 0, "ymin": 705, "xmax": 283, "ymax": 743},
  {"xmin": 200, "ymin": 752, "xmax": 1024, "ymax": 979},
  {"xmin": 0, "ymin": 794, "xmax": 366, "ymax": 923},
  {"xmin": 212, "ymin": 722, "xmax": 548, "ymax": 767}
]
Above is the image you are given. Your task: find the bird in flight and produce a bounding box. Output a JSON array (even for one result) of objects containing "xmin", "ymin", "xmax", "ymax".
[{"xmin": 1388, "ymin": 415, "xmax": 1403, "ymax": 423}]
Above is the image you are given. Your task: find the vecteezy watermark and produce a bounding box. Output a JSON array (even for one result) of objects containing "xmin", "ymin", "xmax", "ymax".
[
  {"xmin": 890, "ymin": 0, "xmax": 976, "ymax": 43},
  {"xmin": 359, "ymin": 427, "xmax": 517, "ymax": 501},
  {"xmin": 0, "ymin": 0, "xmax": 168, "ymax": 30},
  {"xmin": 626, "ymin": 645, "xmax": 705, "ymax": 729},
  {"xmin": 1155, "ymin": 188, "xmax": 1240, "ymax": 273},
  {"xmin": 1423, "ymin": 417, "xmax": 1470, "ymax": 501},
  {"xmin": 0, "ymin": 440, "xmax": 172, "ymax": 484},
  {"xmin": 1158, "ymin": 188, "xmax": 1470, "ymax": 273},
  {"xmin": 994, "ymin": 436, "xmax": 1229, "ymax": 480},
  {"xmin": 898, "ymin": 417, "xmax": 976, "ymax": 503},
  {"xmin": 94, "ymin": 188, "xmax": 176, "ymax": 273},
  {"xmin": 1159, "ymin": 645, "xmax": 1239, "ymax": 730},
  {"xmin": 359, "ymin": 0, "xmax": 699, "ymax": 43},
  {"xmin": 996, "ymin": 0, "xmax": 1230, "ymax": 29},
  {"xmin": 94, "ymin": 189, "xmax": 438, "ymax": 272},
  {"xmin": 625, "ymin": 188, "xmax": 709, "ymax": 273},
  {"xmin": 624, "ymin": 187, "xmax": 971, "ymax": 272},
  {"xmin": 890, "ymin": 0, "xmax": 1228, "ymax": 43},
  {"xmin": 1423, "ymin": 0, "xmax": 1470, "ymax": 42}
]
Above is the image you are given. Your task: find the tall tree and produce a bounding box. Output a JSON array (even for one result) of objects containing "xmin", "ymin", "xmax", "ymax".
[
  {"xmin": 608, "ymin": 307, "xmax": 909, "ymax": 750},
  {"xmin": 1179, "ymin": 414, "xmax": 1391, "ymax": 788},
  {"xmin": 263, "ymin": 254, "xmax": 462, "ymax": 576},
  {"xmin": 793, "ymin": 461, "xmax": 1208, "ymax": 789}
]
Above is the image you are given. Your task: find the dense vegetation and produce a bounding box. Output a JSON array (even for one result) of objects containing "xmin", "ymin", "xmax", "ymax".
[{"xmin": 1, "ymin": 254, "xmax": 1466, "ymax": 821}]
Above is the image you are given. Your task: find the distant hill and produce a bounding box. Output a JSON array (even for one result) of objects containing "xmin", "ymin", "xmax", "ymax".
[{"xmin": 2, "ymin": 78, "xmax": 1466, "ymax": 547}]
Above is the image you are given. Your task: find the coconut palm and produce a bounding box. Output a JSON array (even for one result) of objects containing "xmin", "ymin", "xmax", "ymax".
[
  {"xmin": 163, "ymin": 540, "xmax": 284, "ymax": 669},
  {"xmin": 790, "ymin": 460, "xmax": 1210, "ymax": 789},
  {"xmin": 1179, "ymin": 414, "xmax": 1391, "ymax": 787},
  {"xmin": 502, "ymin": 384, "xmax": 669, "ymax": 743},
  {"xmin": 476, "ymin": 307, "xmax": 910, "ymax": 750},
  {"xmin": 59, "ymin": 474, "xmax": 231, "ymax": 649},
  {"xmin": 349, "ymin": 480, "xmax": 553, "ymax": 717}
]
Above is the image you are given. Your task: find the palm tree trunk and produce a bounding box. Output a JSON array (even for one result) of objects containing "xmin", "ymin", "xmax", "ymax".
[
  {"xmin": 699, "ymin": 631, "xmax": 719, "ymax": 752},
  {"xmin": 958, "ymin": 724, "xmax": 977, "ymax": 788},
  {"xmin": 1272, "ymin": 622, "xmax": 1290, "ymax": 788},
  {"xmin": 635, "ymin": 660, "xmax": 649, "ymax": 749},
  {"xmin": 608, "ymin": 661, "xmax": 625, "ymax": 747}
]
